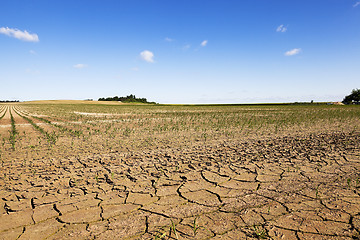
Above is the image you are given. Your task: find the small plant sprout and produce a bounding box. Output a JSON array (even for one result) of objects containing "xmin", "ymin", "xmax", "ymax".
[
  {"xmin": 154, "ymin": 230, "xmax": 167, "ymax": 240},
  {"xmin": 252, "ymin": 225, "xmax": 267, "ymax": 239},
  {"xmin": 170, "ymin": 219, "xmax": 179, "ymax": 239},
  {"xmin": 192, "ymin": 216, "xmax": 201, "ymax": 236},
  {"xmin": 347, "ymin": 178, "xmax": 351, "ymax": 188}
]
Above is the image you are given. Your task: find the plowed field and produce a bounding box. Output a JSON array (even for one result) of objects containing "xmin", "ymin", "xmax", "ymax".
[{"xmin": 0, "ymin": 103, "xmax": 359, "ymax": 239}]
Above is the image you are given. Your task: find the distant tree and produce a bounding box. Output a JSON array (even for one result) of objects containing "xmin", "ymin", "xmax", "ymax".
[
  {"xmin": 342, "ymin": 89, "xmax": 360, "ymax": 104},
  {"xmin": 98, "ymin": 94, "xmax": 156, "ymax": 104},
  {"xmin": 0, "ymin": 100, "xmax": 19, "ymax": 102}
]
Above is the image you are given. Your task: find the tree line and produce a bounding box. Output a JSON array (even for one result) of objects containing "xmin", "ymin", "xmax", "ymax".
[
  {"xmin": 0, "ymin": 100, "xmax": 20, "ymax": 103},
  {"xmin": 98, "ymin": 94, "xmax": 156, "ymax": 104}
]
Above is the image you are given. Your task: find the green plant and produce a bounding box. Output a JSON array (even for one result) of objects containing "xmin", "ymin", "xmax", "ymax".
[
  {"xmin": 170, "ymin": 219, "xmax": 179, "ymax": 239},
  {"xmin": 14, "ymin": 109, "xmax": 57, "ymax": 145},
  {"xmin": 154, "ymin": 230, "xmax": 167, "ymax": 240},
  {"xmin": 252, "ymin": 225, "xmax": 268, "ymax": 239},
  {"xmin": 192, "ymin": 216, "xmax": 201, "ymax": 236},
  {"xmin": 9, "ymin": 108, "xmax": 18, "ymax": 150}
]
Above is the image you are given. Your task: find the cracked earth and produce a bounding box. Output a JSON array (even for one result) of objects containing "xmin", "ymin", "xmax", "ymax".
[{"xmin": 0, "ymin": 104, "xmax": 360, "ymax": 239}]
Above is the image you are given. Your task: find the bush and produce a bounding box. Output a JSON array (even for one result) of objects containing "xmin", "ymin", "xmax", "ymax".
[{"xmin": 342, "ymin": 89, "xmax": 360, "ymax": 105}]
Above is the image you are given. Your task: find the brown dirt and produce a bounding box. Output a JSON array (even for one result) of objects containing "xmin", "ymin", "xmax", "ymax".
[{"xmin": 0, "ymin": 105, "xmax": 359, "ymax": 239}]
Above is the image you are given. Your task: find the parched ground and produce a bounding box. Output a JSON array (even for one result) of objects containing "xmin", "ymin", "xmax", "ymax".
[{"xmin": 0, "ymin": 104, "xmax": 359, "ymax": 239}]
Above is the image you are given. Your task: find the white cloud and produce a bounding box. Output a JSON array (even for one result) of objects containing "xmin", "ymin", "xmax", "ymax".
[
  {"xmin": 201, "ymin": 40, "xmax": 208, "ymax": 47},
  {"xmin": 276, "ymin": 24, "xmax": 287, "ymax": 32},
  {"xmin": 182, "ymin": 44, "xmax": 191, "ymax": 50},
  {"xmin": 354, "ymin": 1, "xmax": 360, "ymax": 7},
  {"xmin": 131, "ymin": 67, "xmax": 139, "ymax": 71},
  {"xmin": 0, "ymin": 27, "xmax": 39, "ymax": 42},
  {"xmin": 140, "ymin": 50, "xmax": 154, "ymax": 63},
  {"xmin": 29, "ymin": 50, "xmax": 36, "ymax": 54},
  {"xmin": 73, "ymin": 64, "xmax": 87, "ymax": 69},
  {"xmin": 285, "ymin": 48, "xmax": 301, "ymax": 56},
  {"xmin": 165, "ymin": 37, "xmax": 174, "ymax": 42}
]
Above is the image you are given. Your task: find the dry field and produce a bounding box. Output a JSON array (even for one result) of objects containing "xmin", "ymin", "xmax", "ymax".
[{"xmin": 0, "ymin": 102, "xmax": 359, "ymax": 239}]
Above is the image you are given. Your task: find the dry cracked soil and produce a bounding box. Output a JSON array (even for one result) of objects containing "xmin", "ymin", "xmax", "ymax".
[{"xmin": 0, "ymin": 105, "xmax": 360, "ymax": 239}]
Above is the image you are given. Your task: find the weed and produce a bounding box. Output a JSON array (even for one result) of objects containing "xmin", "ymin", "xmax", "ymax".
[
  {"xmin": 252, "ymin": 225, "xmax": 268, "ymax": 239},
  {"xmin": 347, "ymin": 178, "xmax": 351, "ymax": 188},
  {"xmin": 154, "ymin": 230, "xmax": 167, "ymax": 240},
  {"xmin": 170, "ymin": 219, "xmax": 179, "ymax": 239},
  {"xmin": 192, "ymin": 216, "xmax": 201, "ymax": 236}
]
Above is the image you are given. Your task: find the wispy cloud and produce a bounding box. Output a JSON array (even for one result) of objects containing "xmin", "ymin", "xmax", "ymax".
[
  {"xmin": 0, "ymin": 27, "xmax": 39, "ymax": 42},
  {"xmin": 182, "ymin": 44, "xmax": 191, "ymax": 50},
  {"xmin": 285, "ymin": 48, "xmax": 301, "ymax": 56},
  {"xmin": 354, "ymin": 1, "xmax": 360, "ymax": 7},
  {"xmin": 29, "ymin": 50, "xmax": 36, "ymax": 54},
  {"xmin": 140, "ymin": 50, "xmax": 154, "ymax": 63},
  {"xmin": 276, "ymin": 24, "xmax": 287, "ymax": 33},
  {"xmin": 165, "ymin": 37, "xmax": 174, "ymax": 42},
  {"xmin": 131, "ymin": 67, "xmax": 139, "ymax": 71},
  {"xmin": 201, "ymin": 40, "xmax": 208, "ymax": 47},
  {"xmin": 73, "ymin": 64, "xmax": 87, "ymax": 69},
  {"xmin": 26, "ymin": 68, "xmax": 40, "ymax": 74}
]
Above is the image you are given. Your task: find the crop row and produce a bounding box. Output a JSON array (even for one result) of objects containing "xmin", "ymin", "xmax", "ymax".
[
  {"xmin": 6, "ymin": 104, "xmax": 355, "ymax": 155},
  {"xmin": 16, "ymin": 110, "xmax": 58, "ymax": 145},
  {"xmin": 0, "ymin": 106, "xmax": 8, "ymax": 120},
  {"xmin": 9, "ymin": 107, "xmax": 17, "ymax": 150}
]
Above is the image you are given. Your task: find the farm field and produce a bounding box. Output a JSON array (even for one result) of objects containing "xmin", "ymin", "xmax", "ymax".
[{"xmin": 0, "ymin": 102, "xmax": 360, "ymax": 239}]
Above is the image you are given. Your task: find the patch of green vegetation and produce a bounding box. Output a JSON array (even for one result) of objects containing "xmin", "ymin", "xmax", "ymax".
[
  {"xmin": 16, "ymin": 103, "xmax": 360, "ymax": 154},
  {"xmin": 31, "ymin": 114, "xmax": 82, "ymax": 137},
  {"xmin": 15, "ymin": 109, "xmax": 57, "ymax": 145},
  {"xmin": 9, "ymin": 108, "xmax": 18, "ymax": 150},
  {"xmin": 98, "ymin": 94, "xmax": 156, "ymax": 104},
  {"xmin": 252, "ymin": 225, "xmax": 268, "ymax": 239}
]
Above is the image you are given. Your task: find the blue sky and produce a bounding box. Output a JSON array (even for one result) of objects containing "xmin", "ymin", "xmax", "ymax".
[{"xmin": 1, "ymin": 0, "xmax": 359, "ymax": 103}]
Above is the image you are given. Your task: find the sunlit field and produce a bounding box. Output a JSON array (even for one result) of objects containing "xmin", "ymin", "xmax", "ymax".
[
  {"xmin": 0, "ymin": 102, "xmax": 359, "ymax": 239},
  {"xmin": 2, "ymin": 102, "xmax": 359, "ymax": 153}
]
